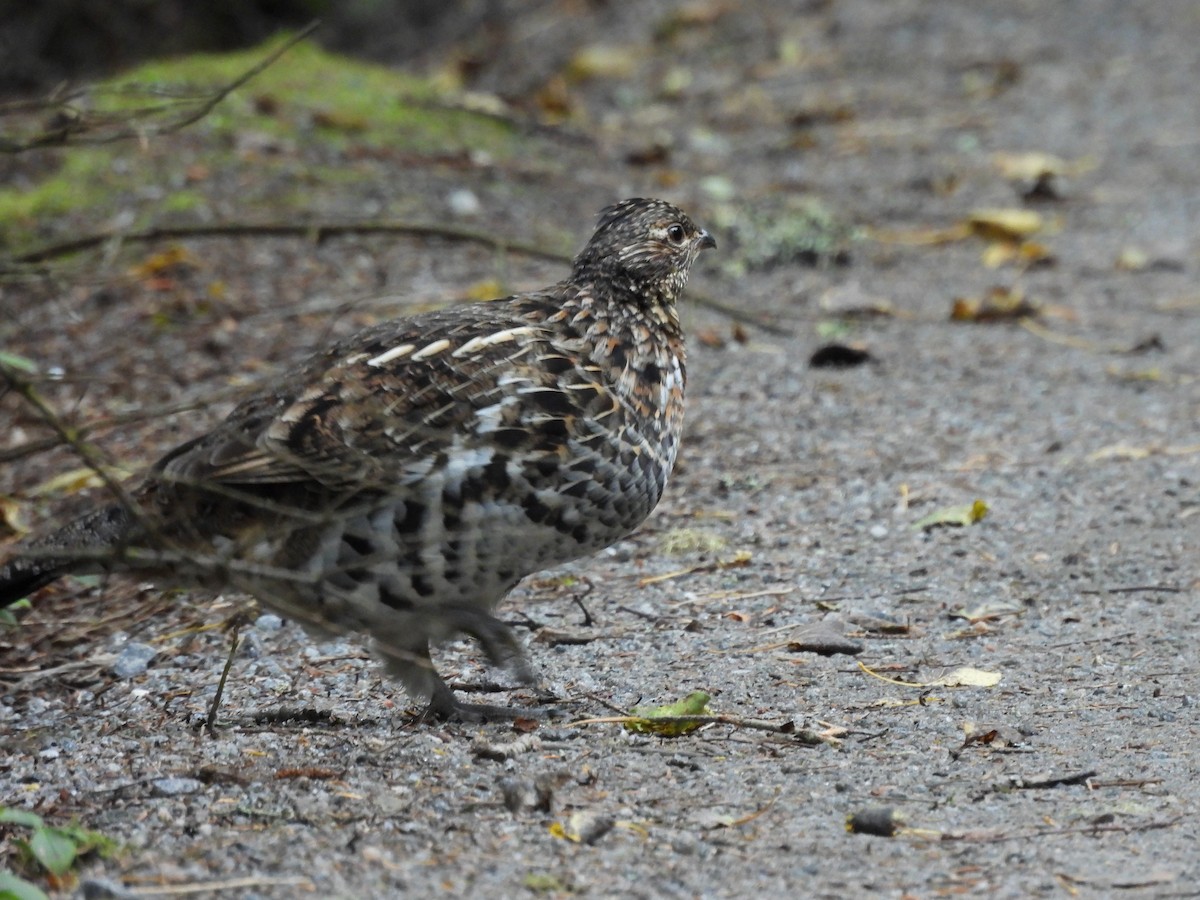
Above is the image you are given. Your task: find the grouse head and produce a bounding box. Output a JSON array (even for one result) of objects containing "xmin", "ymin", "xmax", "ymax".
[{"xmin": 571, "ymin": 198, "xmax": 716, "ymax": 304}]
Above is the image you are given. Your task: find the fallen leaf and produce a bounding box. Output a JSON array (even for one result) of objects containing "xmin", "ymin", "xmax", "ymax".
[
  {"xmin": 534, "ymin": 74, "xmax": 573, "ymax": 119},
  {"xmin": 961, "ymin": 727, "xmax": 1000, "ymax": 748},
  {"xmin": 0, "ymin": 495, "xmax": 28, "ymax": 536},
  {"xmin": 982, "ymin": 240, "xmax": 1055, "ymax": 269},
  {"xmin": 129, "ymin": 246, "xmax": 197, "ymax": 280},
  {"xmin": 29, "ymin": 467, "xmax": 118, "ymax": 498},
  {"xmin": 913, "ymin": 499, "xmax": 989, "ymax": 530},
  {"xmin": 626, "ymin": 691, "xmax": 712, "ymax": 736},
  {"xmin": 567, "ymin": 45, "xmax": 638, "ymax": 81},
  {"xmin": 951, "ymin": 287, "xmax": 1038, "ymax": 322},
  {"xmin": 966, "ymin": 208, "xmax": 1043, "ymax": 242},
  {"xmin": 550, "ymin": 811, "xmax": 614, "ymax": 844},
  {"xmin": 961, "ymin": 721, "xmax": 1024, "ymax": 748}
]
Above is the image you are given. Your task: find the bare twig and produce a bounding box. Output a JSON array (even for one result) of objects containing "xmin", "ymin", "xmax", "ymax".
[
  {"xmin": 121, "ymin": 876, "xmax": 316, "ymax": 896},
  {"xmin": 0, "ymin": 362, "xmax": 143, "ymax": 525},
  {"xmin": 14, "ymin": 219, "xmax": 566, "ymax": 266},
  {"xmin": 568, "ymin": 712, "xmax": 827, "ymax": 742},
  {"xmin": 0, "ymin": 22, "xmax": 320, "ymax": 153},
  {"xmin": 12, "ymin": 220, "xmax": 789, "ymax": 335},
  {"xmin": 204, "ymin": 623, "xmax": 241, "ymax": 732},
  {"xmin": 937, "ymin": 816, "xmax": 1182, "ymax": 844}
]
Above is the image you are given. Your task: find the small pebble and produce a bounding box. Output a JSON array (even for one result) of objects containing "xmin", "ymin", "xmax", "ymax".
[
  {"xmin": 448, "ymin": 188, "xmax": 482, "ymax": 217},
  {"xmin": 255, "ymin": 613, "xmax": 284, "ymax": 632},
  {"xmin": 111, "ymin": 642, "xmax": 157, "ymax": 678}
]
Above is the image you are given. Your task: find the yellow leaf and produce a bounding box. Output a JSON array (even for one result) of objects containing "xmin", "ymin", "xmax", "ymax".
[
  {"xmin": 966, "ymin": 208, "xmax": 1043, "ymax": 242},
  {"xmin": 950, "ymin": 287, "xmax": 1038, "ymax": 322},
  {"xmin": 0, "ymin": 495, "xmax": 29, "ymax": 536},
  {"xmin": 29, "ymin": 467, "xmax": 108, "ymax": 498},
  {"xmin": 567, "ymin": 45, "xmax": 638, "ymax": 81},
  {"xmin": 129, "ymin": 246, "xmax": 197, "ymax": 279},
  {"xmin": 1016, "ymin": 241, "xmax": 1054, "ymax": 264},
  {"xmin": 912, "ymin": 499, "xmax": 989, "ymax": 530},
  {"xmin": 981, "ymin": 241, "xmax": 1018, "ymax": 268}
]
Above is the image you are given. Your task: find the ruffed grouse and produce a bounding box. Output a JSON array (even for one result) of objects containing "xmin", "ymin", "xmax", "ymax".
[{"xmin": 0, "ymin": 198, "xmax": 715, "ymax": 719}]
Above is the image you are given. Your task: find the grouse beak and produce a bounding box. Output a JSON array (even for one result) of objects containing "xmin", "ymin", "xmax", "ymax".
[{"xmin": 697, "ymin": 230, "xmax": 717, "ymax": 251}]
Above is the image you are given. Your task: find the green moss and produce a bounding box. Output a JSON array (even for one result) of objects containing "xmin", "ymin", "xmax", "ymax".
[{"xmin": 0, "ymin": 36, "xmax": 527, "ymax": 252}]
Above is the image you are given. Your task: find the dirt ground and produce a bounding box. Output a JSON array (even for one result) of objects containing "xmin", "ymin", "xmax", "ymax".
[{"xmin": 2, "ymin": 1, "xmax": 1198, "ymax": 897}]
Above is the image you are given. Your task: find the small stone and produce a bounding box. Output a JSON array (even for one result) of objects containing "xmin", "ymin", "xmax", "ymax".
[
  {"xmin": 447, "ymin": 188, "xmax": 482, "ymax": 217},
  {"xmin": 869, "ymin": 524, "xmax": 889, "ymax": 539},
  {"xmin": 255, "ymin": 613, "xmax": 284, "ymax": 632},
  {"xmin": 111, "ymin": 642, "xmax": 157, "ymax": 678}
]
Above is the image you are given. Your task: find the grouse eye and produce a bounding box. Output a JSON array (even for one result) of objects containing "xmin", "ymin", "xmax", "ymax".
[{"xmin": 666, "ymin": 223, "xmax": 686, "ymax": 244}]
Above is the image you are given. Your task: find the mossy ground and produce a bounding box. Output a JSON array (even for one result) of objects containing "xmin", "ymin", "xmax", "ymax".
[{"xmin": 1, "ymin": 37, "xmax": 526, "ymax": 253}]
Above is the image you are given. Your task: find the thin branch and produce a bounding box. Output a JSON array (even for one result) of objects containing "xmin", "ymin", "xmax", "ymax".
[
  {"xmin": 13, "ymin": 220, "xmax": 566, "ymax": 265},
  {"xmin": 937, "ymin": 816, "xmax": 1182, "ymax": 845},
  {"xmin": 568, "ymin": 712, "xmax": 829, "ymax": 743},
  {"xmin": 12, "ymin": 219, "xmax": 791, "ymax": 336},
  {"xmin": 0, "ymin": 393, "xmax": 231, "ymax": 464},
  {"xmin": 0, "ymin": 22, "xmax": 321, "ymax": 153},
  {"xmin": 0, "ymin": 363, "xmax": 141, "ymax": 524}
]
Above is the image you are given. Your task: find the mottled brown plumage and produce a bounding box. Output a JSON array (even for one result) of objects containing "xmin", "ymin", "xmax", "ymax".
[{"xmin": 0, "ymin": 198, "xmax": 715, "ymax": 718}]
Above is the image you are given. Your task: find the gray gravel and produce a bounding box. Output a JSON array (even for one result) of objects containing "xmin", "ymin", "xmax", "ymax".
[{"xmin": 1, "ymin": 0, "xmax": 1198, "ymax": 897}]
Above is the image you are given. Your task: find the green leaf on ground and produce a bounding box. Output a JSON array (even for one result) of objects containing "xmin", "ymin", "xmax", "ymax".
[{"xmin": 626, "ymin": 691, "xmax": 712, "ymax": 735}]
